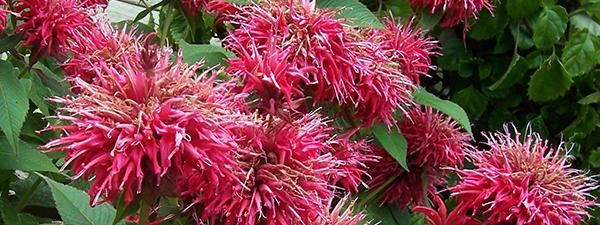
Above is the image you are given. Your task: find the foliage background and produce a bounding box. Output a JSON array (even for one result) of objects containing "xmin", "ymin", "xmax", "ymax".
[{"xmin": 0, "ymin": 0, "xmax": 598, "ymax": 224}]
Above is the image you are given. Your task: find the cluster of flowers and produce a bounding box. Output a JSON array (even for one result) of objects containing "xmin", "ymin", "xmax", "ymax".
[{"xmin": 2, "ymin": 0, "xmax": 589, "ymax": 223}]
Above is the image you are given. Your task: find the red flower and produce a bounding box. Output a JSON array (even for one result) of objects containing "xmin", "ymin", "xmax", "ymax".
[
  {"xmin": 449, "ymin": 126, "xmax": 598, "ymax": 225},
  {"xmin": 410, "ymin": 0, "xmax": 493, "ymax": 28},
  {"xmin": 328, "ymin": 136, "xmax": 378, "ymax": 193},
  {"xmin": 181, "ymin": 0, "xmax": 208, "ymax": 15},
  {"xmin": 44, "ymin": 39, "xmax": 242, "ymax": 205},
  {"xmin": 63, "ymin": 20, "xmax": 143, "ymax": 85},
  {"xmin": 400, "ymin": 106, "xmax": 472, "ymax": 168},
  {"xmin": 369, "ymin": 19, "xmax": 437, "ymax": 84},
  {"xmin": 186, "ymin": 112, "xmax": 338, "ymax": 225},
  {"xmin": 367, "ymin": 146, "xmax": 442, "ymax": 206},
  {"xmin": 15, "ymin": 0, "xmax": 94, "ymax": 56},
  {"xmin": 0, "ymin": 0, "xmax": 8, "ymax": 32}
]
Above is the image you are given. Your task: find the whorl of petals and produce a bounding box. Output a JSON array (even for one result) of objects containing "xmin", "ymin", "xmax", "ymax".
[
  {"xmin": 449, "ymin": 125, "xmax": 598, "ymax": 225},
  {"xmin": 15, "ymin": 0, "xmax": 94, "ymax": 56},
  {"xmin": 413, "ymin": 194, "xmax": 481, "ymax": 225},
  {"xmin": 44, "ymin": 40, "xmax": 243, "ymax": 205},
  {"xmin": 399, "ymin": 106, "xmax": 472, "ymax": 168}
]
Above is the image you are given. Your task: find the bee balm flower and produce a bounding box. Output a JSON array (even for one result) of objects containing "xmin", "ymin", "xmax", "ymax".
[
  {"xmin": 44, "ymin": 41, "xmax": 242, "ymax": 205},
  {"xmin": 0, "ymin": 0, "xmax": 7, "ymax": 32},
  {"xmin": 449, "ymin": 126, "xmax": 597, "ymax": 225}
]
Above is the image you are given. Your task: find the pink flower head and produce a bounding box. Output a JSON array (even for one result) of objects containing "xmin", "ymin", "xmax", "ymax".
[
  {"xmin": 367, "ymin": 146, "xmax": 442, "ymax": 207},
  {"xmin": 44, "ymin": 39, "xmax": 242, "ymax": 205},
  {"xmin": 410, "ymin": 0, "xmax": 493, "ymax": 28},
  {"xmin": 413, "ymin": 194, "xmax": 481, "ymax": 225},
  {"xmin": 0, "ymin": 0, "xmax": 8, "ymax": 32},
  {"xmin": 328, "ymin": 136, "xmax": 378, "ymax": 193},
  {"xmin": 369, "ymin": 19, "xmax": 437, "ymax": 84},
  {"xmin": 400, "ymin": 106, "xmax": 472, "ymax": 168},
  {"xmin": 64, "ymin": 20, "xmax": 143, "ymax": 85},
  {"xmin": 317, "ymin": 196, "xmax": 372, "ymax": 225},
  {"xmin": 449, "ymin": 125, "xmax": 598, "ymax": 225},
  {"xmin": 15, "ymin": 0, "xmax": 94, "ymax": 56},
  {"xmin": 189, "ymin": 112, "xmax": 338, "ymax": 225}
]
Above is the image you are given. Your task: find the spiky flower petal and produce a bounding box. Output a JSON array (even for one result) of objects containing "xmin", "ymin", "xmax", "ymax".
[
  {"xmin": 15, "ymin": 0, "xmax": 93, "ymax": 56},
  {"xmin": 413, "ymin": 194, "xmax": 481, "ymax": 225},
  {"xmin": 0, "ymin": 0, "xmax": 8, "ymax": 32},
  {"xmin": 449, "ymin": 125, "xmax": 598, "ymax": 225},
  {"xmin": 318, "ymin": 196, "xmax": 372, "ymax": 225},
  {"xmin": 400, "ymin": 106, "xmax": 472, "ymax": 168}
]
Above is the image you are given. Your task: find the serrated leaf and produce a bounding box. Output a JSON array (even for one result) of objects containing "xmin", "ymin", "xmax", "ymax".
[
  {"xmin": 0, "ymin": 60, "xmax": 30, "ymax": 153},
  {"xmin": 562, "ymin": 105, "xmax": 598, "ymax": 138},
  {"xmin": 533, "ymin": 6, "xmax": 568, "ymax": 49},
  {"xmin": 315, "ymin": 0, "xmax": 384, "ymax": 28},
  {"xmin": 413, "ymin": 88, "xmax": 472, "ymax": 135},
  {"xmin": 179, "ymin": 40, "xmax": 235, "ymax": 68},
  {"xmin": 561, "ymin": 29, "xmax": 599, "ymax": 77},
  {"xmin": 578, "ymin": 91, "xmax": 600, "ymax": 104},
  {"xmin": 0, "ymin": 138, "xmax": 57, "ymax": 172},
  {"xmin": 570, "ymin": 14, "xmax": 600, "ymax": 36},
  {"xmin": 372, "ymin": 124, "xmax": 408, "ymax": 171},
  {"xmin": 489, "ymin": 54, "xmax": 529, "ymax": 90},
  {"xmin": 39, "ymin": 174, "xmax": 119, "ymax": 225},
  {"xmin": 528, "ymin": 56, "xmax": 572, "ymax": 102},
  {"xmin": 506, "ymin": 0, "xmax": 542, "ymax": 18},
  {"xmin": 451, "ymin": 86, "xmax": 489, "ymax": 119}
]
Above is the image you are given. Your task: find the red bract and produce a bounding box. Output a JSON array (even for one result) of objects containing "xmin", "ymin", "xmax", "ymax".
[
  {"xmin": 318, "ymin": 196, "xmax": 371, "ymax": 225},
  {"xmin": 449, "ymin": 126, "xmax": 598, "ymax": 225},
  {"xmin": 367, "ymin": 146, "xmax": 442, "ymax": 206},
  {"xmin": 410, "ymin": 0, "xmax": 493, "ymax": 28},
  {"xmin": 400, "ymin": 106, "xmax": 472, "ymax": 168},
  {"xmin": 44, "ymin": 40, "xmax": 243, "ymax": 205},
  {"xmin": 413, "ymin": 195, "xmax": 481, "ymax": 225},
  {"xmin": 15, "ymin": 0, "xmax": 93, "ymax": 56},
  {"xmin": 0, "ymin": 0, "xmax": 7, "ymax": 32},
  {"xmin": 190, "ymin": 113, "xmax": 337, "ymax": 225}
]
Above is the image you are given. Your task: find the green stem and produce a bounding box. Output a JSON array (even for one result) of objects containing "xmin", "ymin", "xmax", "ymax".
[
  {"xmin": 138, "ymin": 200, "xmax": 152, "ymax": 225},
  {"xmin": 15, "ymin": 176, "xmax": 42, "ymax": 212},
  {"xmin": 160, "ymin": 1, "xmax": 175, "ymax": 46},
  {"xmin": 357, "ymin": 173, "xmax": 400, "ymax": 207}
]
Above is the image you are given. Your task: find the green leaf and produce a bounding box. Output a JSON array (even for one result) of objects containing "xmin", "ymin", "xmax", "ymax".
[
  {"xmin": 589, "ymin": 147, "xmax": 600, "ymax": 168},
  {"xmin": 528, "ymin": 56, "xmax": 572, "ymax": 102},
  {"xmin": 372, "ymin": 124, "xmax": 409, "ymax": 171},
  {"xmin": 451, "ymin": 86, "xmax": 489, "ymax": 120},
  {"xmin": 0, "ymin": 200, "xmax": 38, "ymax": 225},
  {"xmin": 0, "ymin": 35, "xmax": 22, "ymax": 54},
  {"xmin": 570, "ymin": 14, "xmax": 600, "ymax": 36},
  {"xmin": 389, "ymin": 0, "xmax": 412, "ymax": 18},
  {"xmin": 562, "ymin": 105, "xmax": 598, "ymax": 138},
  {"xmin": 413, "ymin": 88, "xmax": 473, "ymax": 135},
  {"xmin": 561, "ymin": 29, "xmax": 599, "ymax": 77},
  {"xmin": 364, "ymin": 203, "xmax": 405, "ymax": 225},
  {"xmin": 0, "ymin": 60, "xmax": 30, "ymax": 153},
  {"xmin": 179, "ymin": 40, "xmax": 235, "ymax": 68},
  {"xmin": 40, "ymin": 174, "xmax": 119, "ymax": 225},
  {"xmin": 0, "ymin": 138, "xmax": 57, "ymax": 172},
  {"xmin": 469, "ymin": 9, "xmax": 508, "ymax": 40},
  {"xmin": 506, "ymin": 0, "xmax": 542, "ymax": 18},
  {"xmin": 586, "ymin": 3, "xmax": 600, "ymax": 20},
  {"xmin": 578, "ymin": 91, "xmax": 600, "ymax": 104},
  {"xmin": 533, "ymin": 6, "xmax": 568, "ymax": 49},
  {"xmin": 315, "ymin": 0, "xmax": 384, "ymax": 28},
  {"xmin": 489, "ymin": 54, "xmax": 529, "ymax": 90}
]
